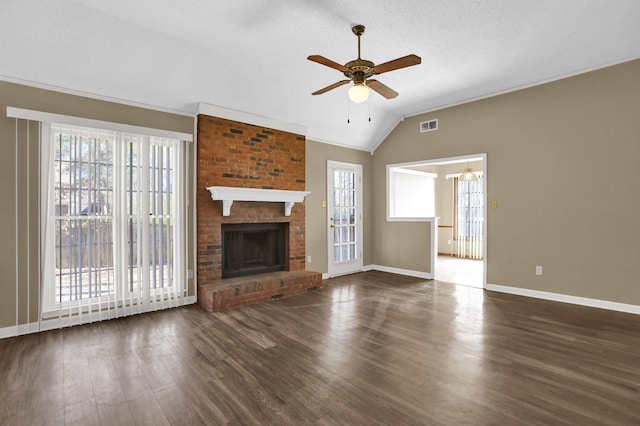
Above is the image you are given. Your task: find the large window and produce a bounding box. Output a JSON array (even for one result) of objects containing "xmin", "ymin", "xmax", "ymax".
[
  {"xmin": 43, "ymin": 123, "xmax": 184, "ymax": 315},
  {"xmin": 387, "ymin": 167, "xmax": 437, "ymax": 219}
]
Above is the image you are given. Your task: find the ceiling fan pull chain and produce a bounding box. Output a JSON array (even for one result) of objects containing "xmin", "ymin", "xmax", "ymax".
[{"xmin": 347, "ymin": 94, "xmax": 351, "ymax": 124}]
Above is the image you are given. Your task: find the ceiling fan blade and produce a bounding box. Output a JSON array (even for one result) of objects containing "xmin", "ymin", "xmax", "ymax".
[
  {"xmin": 312, "ymin": 80, "xmax": 351, "ymax": 95},
  {"xmin": 373, "ymin": 54, "xmax": 421, "ymax": 75},
  {"xmin": 367, "ymin": 80, "xmax": 398, "ymax": 99},
  {"xmin": 307, "ymin": 55, "xmax": 350, "ymax": 73}
]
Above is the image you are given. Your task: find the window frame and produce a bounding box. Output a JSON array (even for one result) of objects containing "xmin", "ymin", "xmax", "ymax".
[
  {"xmin": 386, "ymin": 165, "xmax": 438, "ymax": 221},
  {"xmin": 41, "ymin": 120, "xmax": 187, "ymax": 316},
  {"xmin": 453, "ymin": 173, "xmax": 484, "ymax": 241}
]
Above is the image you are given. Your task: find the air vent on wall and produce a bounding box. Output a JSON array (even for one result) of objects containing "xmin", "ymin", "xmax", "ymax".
[{"xmin": 420, "ymin": 119, "xmax": 438, "ymax": 133}]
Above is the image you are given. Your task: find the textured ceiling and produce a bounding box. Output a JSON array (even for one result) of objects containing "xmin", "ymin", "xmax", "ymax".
[{"xmin": 2, "ymin": 0, "xmax": 640, "ymax": 151}]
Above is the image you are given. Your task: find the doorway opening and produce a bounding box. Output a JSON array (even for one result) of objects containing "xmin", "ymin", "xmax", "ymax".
[{"xmin": 393, "ymin": 154, "xmax": 486, "ymax": 289}]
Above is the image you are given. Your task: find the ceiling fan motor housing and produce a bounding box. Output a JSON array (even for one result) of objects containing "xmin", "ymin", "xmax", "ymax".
[{"xmin": 344, "ymin": 59, "xmax": 375, "ymax": 80}]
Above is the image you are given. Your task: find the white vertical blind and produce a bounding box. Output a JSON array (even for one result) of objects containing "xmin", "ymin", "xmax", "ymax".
[{"xmin": 40, "ymin": 122, "xmax": 186, "ymax": 328}]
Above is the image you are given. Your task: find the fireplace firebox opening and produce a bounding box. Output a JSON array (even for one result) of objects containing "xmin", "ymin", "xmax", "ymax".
[{"xmin": 221, "ymin": 223, "xmax": 288, "ymax": 279}]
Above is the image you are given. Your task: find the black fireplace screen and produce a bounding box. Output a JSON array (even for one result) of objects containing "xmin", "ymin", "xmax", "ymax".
[{"xmin": 221, "ymin": 223, "xmax": 287, "ymax": 279}]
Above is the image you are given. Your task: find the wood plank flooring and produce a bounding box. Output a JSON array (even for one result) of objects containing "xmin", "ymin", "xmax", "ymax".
[{"xmin": 1, "ymin": 271, "xmax": 639, "ymax": 425}]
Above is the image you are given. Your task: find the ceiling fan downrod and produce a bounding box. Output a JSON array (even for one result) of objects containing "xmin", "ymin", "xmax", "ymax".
[{"xmin": 352, "ymin": 24, "xmax": 365, "ymax": 59}]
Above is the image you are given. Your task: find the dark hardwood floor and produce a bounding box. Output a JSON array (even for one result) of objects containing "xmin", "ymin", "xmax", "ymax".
[{"xmin": 1, "ymin": 271, "xmax": 639, "ymax": 425}]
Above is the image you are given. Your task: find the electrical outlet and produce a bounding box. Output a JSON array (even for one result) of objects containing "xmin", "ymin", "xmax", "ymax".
[
  {"xmin": 535, "ymin": 266, "xmax": 543, "ymax": 276},
  {"xmin": 447, "ymin": 240, "xmax": 452, "ymax": 245},
  {"xmin": 307, "ymin": 255, "xmax": 312, "ymax": 263}
]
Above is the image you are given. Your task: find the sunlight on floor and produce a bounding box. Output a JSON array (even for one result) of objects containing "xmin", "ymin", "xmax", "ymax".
[{"xmin": 435, "ymin": 255, "xmax": 483, "ymax": 288}]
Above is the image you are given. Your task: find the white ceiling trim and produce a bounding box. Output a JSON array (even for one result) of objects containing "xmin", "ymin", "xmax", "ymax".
[
  {"xmin": 4, "ymin": 0, "xmax": 640, "ymax": 155},
  {"xmin": 0, "ymin": 74, "xmax": 195, "ymax": 118},
  {"xmin": 306, "ymin": 135, "xmax": 371, "ymax": 153},
  {"xmin": 6, "ymin": 106, "xmax": 193, "ymax": 141},
  {"xmin": 197, "ymin": 103, "xmax": 307, "ymax": 136},
  {"xmin": 403, "ymin": 54, "xmax": 640, "ymax": 120}
]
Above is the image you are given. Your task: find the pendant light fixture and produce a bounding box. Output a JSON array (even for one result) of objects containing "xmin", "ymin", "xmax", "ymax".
[{"xmin": 459, "ymin": 161, "xmax": 479, "ymax": 181}]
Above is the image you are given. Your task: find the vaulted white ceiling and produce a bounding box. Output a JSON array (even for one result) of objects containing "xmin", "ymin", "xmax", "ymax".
[{"xmin": 2, "ymin": 1, "xmax": 639, "ymax": 151}]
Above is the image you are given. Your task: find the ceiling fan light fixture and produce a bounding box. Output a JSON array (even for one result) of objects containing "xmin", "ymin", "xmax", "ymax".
[{"xmin": 348, "ymin": 83, "xmax": 369, "ymax": 103}]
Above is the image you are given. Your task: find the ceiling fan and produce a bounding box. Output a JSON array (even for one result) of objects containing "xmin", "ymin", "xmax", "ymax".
[{"xmin": 308, "ymin": 24, "xmax": 421, "ymax": 103}]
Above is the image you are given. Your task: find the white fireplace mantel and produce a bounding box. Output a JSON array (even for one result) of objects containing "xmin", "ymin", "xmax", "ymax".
[{"xmin": 206, "ymin": 186, "xmax": 311, "ymax": 217}]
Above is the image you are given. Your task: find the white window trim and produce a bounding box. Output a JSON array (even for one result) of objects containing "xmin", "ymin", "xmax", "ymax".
[
  {"xmin": 386, "ymin": 165, "xmax": 438, "ymax": 221},
  {"xmin": 7, "ymin": 107, "xmax": 193, "ymax": 142}
]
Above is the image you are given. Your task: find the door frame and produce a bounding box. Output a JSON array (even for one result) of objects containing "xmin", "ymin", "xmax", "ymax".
[
  {"xmin": 327, "ymin": 160, "xmax": 363, "ymax": 278},
  {"xmin": 386, "ymin": 153, "xmax": 487, "ymax": 288}
]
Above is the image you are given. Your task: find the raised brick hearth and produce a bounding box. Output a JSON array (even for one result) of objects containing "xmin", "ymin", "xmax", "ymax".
[
  {"xmin": 198, "ymin": 270, "xmax": 322, "ymax": 311},
  {"xmin": 196, "ymin": 114, "xmax": 321, "ymax": 311}
]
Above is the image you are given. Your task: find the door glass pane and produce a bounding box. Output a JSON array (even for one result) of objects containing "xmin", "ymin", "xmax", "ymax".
[{"xmin": 332, "ymin": 167, "xmax": 359, "ymax": 265}]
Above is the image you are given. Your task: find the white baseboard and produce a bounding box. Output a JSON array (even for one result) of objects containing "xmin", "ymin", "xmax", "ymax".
[
  {"xmin": 0, "ymin": 322, "xmax": 38, "ymax": 340},
  {"xmin": 321, "ymin": 266, "xmax": 432, "ymax": 280},
  {"xmin": 0, "ymin": 322, "xmax": 40, "ymax": 339},
  {"xmin": 486, "ymin": 284, "xmax": 640, "ymax": 315},
  {"xmin": 363, "ymin": 264, "xmax": 433, "ymax": 280},
  {"xmin": 315, "ymin": 272, "xmax": 639, "ymax": 316},
  {"xmin": 0, "ymin": 296, "xmax": 197, "ymax": 340}
]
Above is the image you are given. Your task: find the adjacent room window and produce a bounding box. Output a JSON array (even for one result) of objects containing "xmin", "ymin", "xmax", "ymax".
[
  {"xmin": 43, "ymin": 123, "xmax": 184, "ymax": 314},
  {"xmin": 454, "ymin": 175, "xmax": 484, "ymax": 240},
  {"xmin": 453, "ymin": 174, "xmax": 484, "ymax": 260},
  {"xmin": 387, "ymin": 167, "xmax": 437, "ymax": 219}
]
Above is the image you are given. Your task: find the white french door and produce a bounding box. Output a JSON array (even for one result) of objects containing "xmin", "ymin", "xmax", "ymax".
[{"xmin": 327, "ymin": 161, "xmax": 363, "ymax": 277}]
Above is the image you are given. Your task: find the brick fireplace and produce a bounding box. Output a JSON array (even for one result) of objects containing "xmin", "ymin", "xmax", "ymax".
[{"xmin": 196, "ymin": 114, "xmax": 321, "ymax": 311}]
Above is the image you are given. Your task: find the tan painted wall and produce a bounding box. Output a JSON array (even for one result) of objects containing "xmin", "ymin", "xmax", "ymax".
[
  {"xmin": 372, "ymin": 59, "xmax": 640, "ymax": 305},
  {"xmin": 0, "ymin": 81, "xmax": 195, "ymax": 330},
  {"xmin": 3, "ymin": 58, "xmax": 638, "ymax": 331},
  {"xmin": 305, "ymin": 140, "xmax": 372, "ymax": 274}
]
